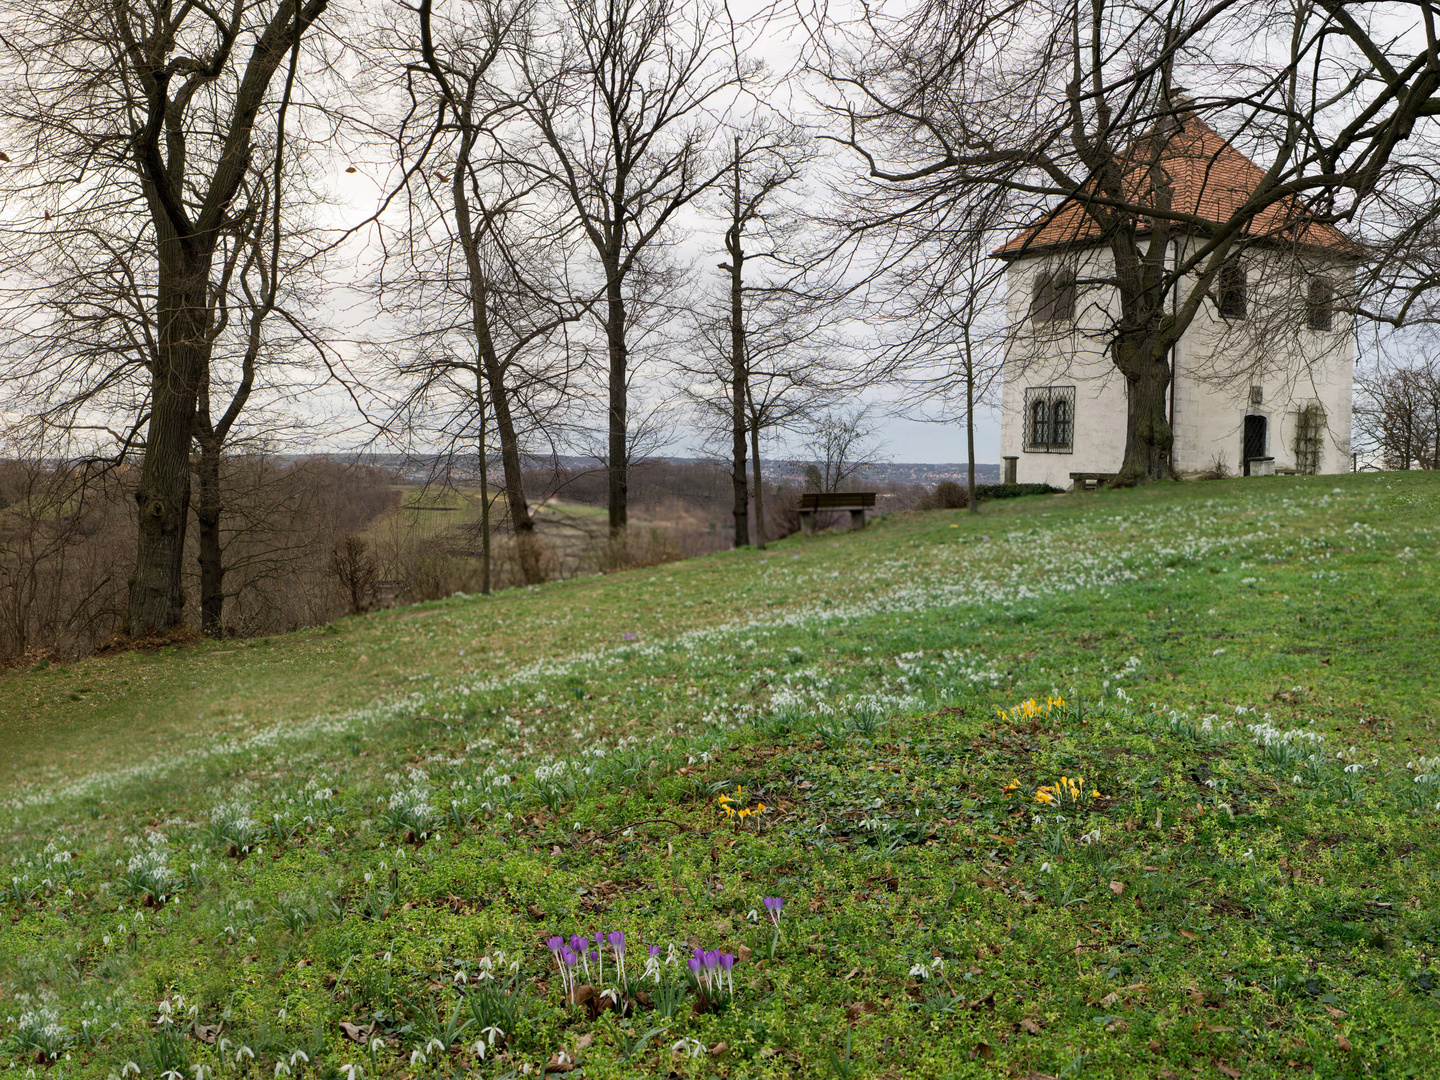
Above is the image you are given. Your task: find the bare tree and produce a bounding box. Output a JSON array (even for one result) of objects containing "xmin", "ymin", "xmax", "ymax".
[
  {"xmin": 711, "ymin": 125, "xmax": 816, "ymax": 546},
  {"xmin": 0, "ymin": 0, "xmax": 331, "ymax": 635},
  {"xmin": 1355, "ymin": 343, "xmax": 1440, "ymax": 469},
  {"xmin": 363, "ymin": 0, "xmax": 589, "ymax": 589},
  {"xmin": 805, "ymin": 405, "xmax": 885, "ymax": 492},
  {"xmin": 814, "ymin": 0, "xmax": 1440, "ymax": 483},
  {"xmin": 509, "ymin": 0, "xmax": 754, "ymax": 531}
]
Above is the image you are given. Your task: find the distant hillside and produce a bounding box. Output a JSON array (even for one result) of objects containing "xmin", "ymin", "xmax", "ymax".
[{"xmin": 328, "ymin": 452, "xmax": 1001, "ymax": 489}]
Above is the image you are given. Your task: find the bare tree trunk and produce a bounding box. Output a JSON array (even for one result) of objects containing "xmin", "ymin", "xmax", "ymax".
[
  {"xmin": 727, "ymin": 141, "xmax": 750, "ymax": 547},
  {"xmin": 476, "ymin": 368, "xmax": 491, "ymax": 596},
  {"xmin": 1116, "ymin": 339, "xmax": 1174, "ymax": 482},
  {"xmin": 130, "ymin": 262, "xmax": 209, "ymax": 635},
  {"xmin": 195, "ymin": 432, "xmax": 225, "ymax": 636},
  {"xmin": 605, "ymin": 269, "xmax": 628, "ymax": 532},
  {"xmin": 966, "ymin": 366, "xmax": 978, "ymax": 516},
  {"xmin": 748, "ymin": 390, "xmax": 766, "ymax": 549},
  {"xmin": 451, "ymin": 158, "xmax": 543, "ymax": 584}
]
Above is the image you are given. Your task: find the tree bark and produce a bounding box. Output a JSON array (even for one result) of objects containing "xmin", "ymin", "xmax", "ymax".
[
  {"xmin": 605, "ymin": 267, "xmax": 628, "ymax": 532},
  {"xmin": 727, "ymin": 142, "xmax": 750, "ymax": 547},
  {"xmin": 1115, "ymin": 338, "xmax": 1174, "ymax": 482},
  {"xmin": 748, "ymin": 386, "xmax": 767, "ymax": 549},
  {"xmin": 129, "ymin": 259, "xmax": 210, "ymax": 636},
  {"xmin": 450, "ymin": 156, "xmax": 543, "ymax": 585},
  {"xmin": 194, "ymin": 433, "xmax": 225, "ymax": 636}
]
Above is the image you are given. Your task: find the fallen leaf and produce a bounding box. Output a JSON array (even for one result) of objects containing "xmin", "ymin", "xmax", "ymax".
[
  {"xmin": 1337, "ymin": 1034, "xmax": 1353, "ymax": 1052},
  {"xmin": 193, "ymin": 1024, "xmax": 221, "ymax": 1045},
  {"xmin": 1020, "ymin": 1017, "xmax": 1043, "ymax": 1035},
  {"xmin": 1323, "ymin": 1004, "xmax": 1347, "ymax": 1019},
  {"xmin": 1105, "ymin": 1017, "xmax": 1129, "ymax": 1033},
  {"xmin": 338, "ymin": 1021, "xmax": 371, "ymax": 1044},
  {"xmin": 845, "ymin": 1002, "xmax": 878, "ymax": 1022},
  {"xmin": 1022, "ymin": 1074, "xmax": 1060, "ymax": 1080},
  {"xmin": 550, "ymin": 845, "xmax": 562, "ymax": 855},
  {"xmin": 708, "ymin": 1041, "xmax": 728, "ymax": 1058},
  {"xmin": 970, "ymin": 1041, "xmax": 994, "ymax": 1061},
  {"xmin": 1218, "ymin": 1066, "xmax": 1241, "ymax": 1079},
  {"xmin": 1099, "ymin": 991, "xmax": 1120, "ymax": 1008},
  {"xmin": 544, "ymin": 1053, "xmax": 576, "ymax": 1073},
  {"xmin": 575, "ymin": 1033, "xmax": 594, "ymax": 1051},
  {"xmin": 738, "ymin": 945, "xmax": 753, "ymax": 962},
  {"xmin": 526, "ymin": 905, "xmax": 544, "ymax": 920},
  {"xmin": 1148, "ymin": 1039, "xmax": 1162, "ymax": 1052},
  {"xmin": 1159, "ymin": 1069, "xmax": 1180, "ymax": 1080},
  {"xmin": 844, "ymin": 967, "xmax": 860, "ymax": 980},
  {"xmin": 1109, "ymin": 880, "xmax": 1125, "ymax": 896},
  {"xmin": 1178, "ymin": 929, "xmax": 1196, "ymax": 941},
  {"xmin": 966, "ymin": 990, "xmax": 996, "ymax": 1010}
]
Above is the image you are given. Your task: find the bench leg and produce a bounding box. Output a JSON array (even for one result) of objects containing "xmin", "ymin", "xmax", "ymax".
[
  {"xmin": 799, "ymin": 511, "xmax": 815, "ymax": 536},
  {"xmin": 849, "ymin": 509, "xmax": 865, "ymax": 530}
]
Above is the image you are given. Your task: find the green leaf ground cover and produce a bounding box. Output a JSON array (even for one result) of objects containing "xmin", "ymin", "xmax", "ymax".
[{"xmin": 1, "ymin": 473, "xmax": 1438, "ymax": 1079}]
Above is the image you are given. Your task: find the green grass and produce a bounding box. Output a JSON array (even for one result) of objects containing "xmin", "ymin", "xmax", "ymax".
[{"xmin": 1, "ymin": 473, "xmax": 1438, "ymax": 1079}]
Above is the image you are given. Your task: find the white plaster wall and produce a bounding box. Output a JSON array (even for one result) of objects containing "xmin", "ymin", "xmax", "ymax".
[
  {"xmin": 1000, "ymin": 245, "xmax": 1356, "ymax": 484},
  {"xmin": 1000, "ymin": 249, "xmax": 1132, "ymax": 488}
]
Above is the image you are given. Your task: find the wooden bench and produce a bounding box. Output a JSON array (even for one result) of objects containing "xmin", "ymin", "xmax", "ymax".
[
  {"xmin": 798, "ymin": 491, "xmax": 877, "ymax": 535},
  {"xmin": 1069, "ymin": 472, "xmax": 1118, "ymax": 491}
]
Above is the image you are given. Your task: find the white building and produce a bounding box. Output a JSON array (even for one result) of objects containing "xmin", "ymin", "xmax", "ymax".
[{"xmin": 996, "ymin": 116, "xmax": 1358, "ymax": 487}]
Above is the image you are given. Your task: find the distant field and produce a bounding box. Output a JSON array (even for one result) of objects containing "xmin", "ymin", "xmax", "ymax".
[{"xmin": 1, "ymin": 473, "xmax": 1437, "ymax": 1078}]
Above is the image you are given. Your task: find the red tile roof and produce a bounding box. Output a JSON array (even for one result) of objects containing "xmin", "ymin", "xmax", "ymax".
[{"xmin": 995, "ymin": 114, "xmax": 1358, "ymax": 258}]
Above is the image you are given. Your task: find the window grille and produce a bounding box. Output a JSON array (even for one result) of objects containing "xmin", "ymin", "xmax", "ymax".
[
  {"xmin": 1023, "ymin": 386, "xmax": 1076, "ymax": 452},
  {"xmin": 1219, "ymin": 260, "xmax": 1247, "ymax": 319},
  {"xmin": 1294, "ymin": 403, "xmax": 1325, "ymax": 474},
  {"xmin": 1030, "ymin": 269, "xmax": 1076, "ymax": 324},
  {"xmin": 1306, "ymin": 277, "xmax": 1335, "ymax": 331}
]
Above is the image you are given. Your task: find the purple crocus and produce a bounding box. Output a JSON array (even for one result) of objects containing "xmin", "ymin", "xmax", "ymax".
[
  {"xmin": 687, "ymin": 955, "xmax": 701, "ymax": 978},
  {"xmin": 718, "ymin": 952, "xmax": 736, "ymax": 996},
  {"xmin": 607, "ymin": 930, "xmax": 628, "ymax": 990},
  {"xmin": 622, "ymin": 632, "xmax": 638, "ymax": 641},
  {"xmin": 548, "ymin": 937, "xmax": 570, "ymax": 994},
  {"xmin": 762, "ymin": 897, "xmax": 784, "ymax": 925},
  {"xmin": 648, "ymin": 944, "xmax": 661, "ymax": 958}
]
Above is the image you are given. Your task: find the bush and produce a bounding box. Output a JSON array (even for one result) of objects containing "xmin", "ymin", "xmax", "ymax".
[
  {"xmin": 974, "ymin": 483, "xmax": 1063, "ymax": 500},
  {"xmin": 917, "ymin": 480, "xmax": 969, "ymax": 510}
]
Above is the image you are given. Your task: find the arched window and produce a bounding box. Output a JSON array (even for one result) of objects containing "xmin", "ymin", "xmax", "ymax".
[
  {"xmin": 1024, "ymin": 386, "xmax": 1076, "ymax": 452},
  {"xmin": 1030, "ymin": 398, "xmax": 1050, "ymax": 447},
  {"xmin": 1051, "ymin": 398, "xmax": 1072, "ymax": 448}
]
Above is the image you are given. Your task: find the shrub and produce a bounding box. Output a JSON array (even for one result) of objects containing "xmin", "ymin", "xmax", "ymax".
[{"xmin": 974, "ymin": 483, "xmax": 1063, "ymax": 500}]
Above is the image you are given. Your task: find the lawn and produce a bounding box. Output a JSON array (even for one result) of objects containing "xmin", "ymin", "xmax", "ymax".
[{"xmin": 1, "ymin": 472, "xmax": 1437, "ymax": 1079}]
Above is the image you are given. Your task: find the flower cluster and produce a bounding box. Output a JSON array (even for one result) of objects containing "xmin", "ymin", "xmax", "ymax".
[
  {"xmin": 717, "ymin": 785, "xmax": 767, "ymax": 823},
  {"xmin": 686, "ymin": 948, "xmax": 736, "ymax": 999},
  {"xmin": 996, "ymin": 695, "xmax": 1066, "ymax": 724},
  {"xmin": 1035, "ymin": 774, "xmax": 1101, "ymax": 806},
  {"xmin": 546, "ymin": 930, "xmax": 629, "ymax": 999}
]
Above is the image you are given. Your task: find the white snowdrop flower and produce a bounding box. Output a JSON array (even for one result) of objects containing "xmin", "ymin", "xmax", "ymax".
[
  {"xmin": 482, "ymin": 1026, "xmax": 504, "ymax": 1046},
  {"xmin": 470, "ymin": 1041, "xmax": 487, "ymax": 1061},
  {"xmin": 909, "ymin": 963, "xmax": 931, "ymax": 979},
  {"xmin": 424, "ymin": 1039, "xmax": 444, "ymax": 1056},
  {"xmin": 747, "ymin": 909, "xmax": 758, "ymax": 922},
  {"xmin": 340, "ymin": 1065, "xmax": 362, "ymax": 1080},
  {"xmin": 288, "ymin": 1051, "xmax": 309, "ymax": 1067},
  {"xmin": 409, "ymin": 1051, "xmax": 427, "ymax": 1070},
  {"xmin": 1040, "ymin": 862, "xmax": 1052, "ymax": 873},
  {"xmin": 122, "ymin": 1063, "xmax": 141, "ymax": 1078}
]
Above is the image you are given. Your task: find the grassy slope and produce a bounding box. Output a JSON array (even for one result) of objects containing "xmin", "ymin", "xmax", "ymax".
[{"xmin": 1, "ymin": 473, "xmax": 1438, "ymax": 1079}]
